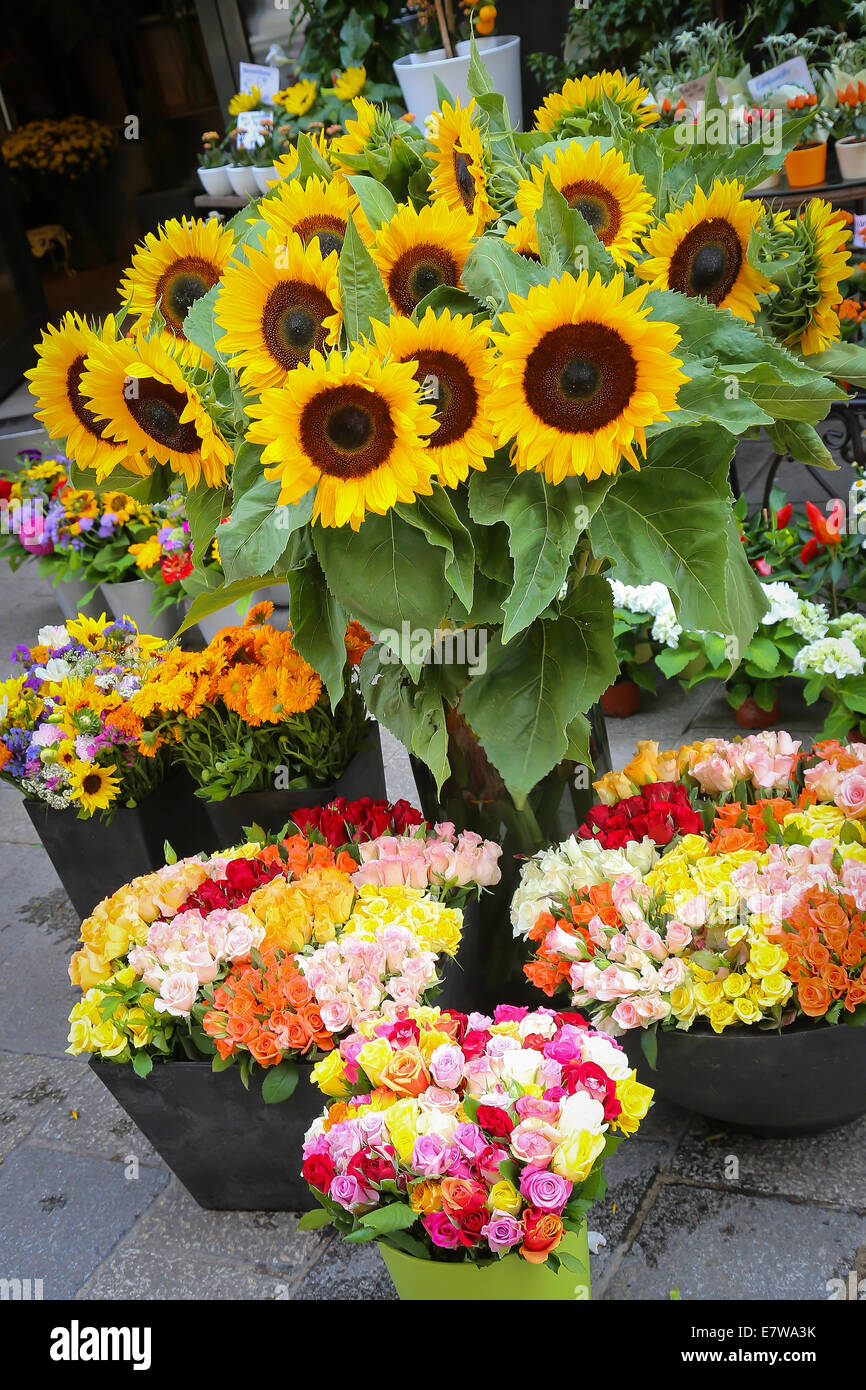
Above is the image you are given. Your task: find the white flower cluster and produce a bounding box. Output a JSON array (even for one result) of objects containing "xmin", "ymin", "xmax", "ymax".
[
  {"xmin": 759, "ymin": 582, "xmax": 829, "ymax": 640},
  {"xmin": 510, "ymin": 834, "xmax": 658, "ymax": 939},
  {"xmin": 793, "ymin": 636, "xmax": 866, "ymax": 680},
  {"xmin": 608, "ymin": 579, "xmax": 682, "ymax": 648}
]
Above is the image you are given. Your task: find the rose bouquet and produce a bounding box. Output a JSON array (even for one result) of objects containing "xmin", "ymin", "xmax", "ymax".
[
  {"xmin": 0, "ymin": 613, "xmax": 168, "ymax": 819},
  {"xmin": 298, "ymin": 1001, "xmax": 652, "ymax": 1285},
  {"xmin": 67, "ymin": 835, "xmax": 466, "ymax": 1100},
  {"xmin": 126, "ymin": 601, "xmax": 374, "ymax": 801}
]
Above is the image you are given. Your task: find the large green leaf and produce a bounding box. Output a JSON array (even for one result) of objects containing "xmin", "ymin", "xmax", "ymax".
[
  {"xmin": 347, "ymin": 174, "xmax": 398, "ymax": 231},
  {"xmin": 461, "ymin": 236, "xmax": 550, "ymax": 320},
  {"xmin": 186, "ymin": 483, "xmax": 230, "ymax": 567},
  {"xmin": 395, "ymin": 485, "xmax": 475, "ymax": 613},
  {"xmin": 313, "ymin": 510, "xmax": 452, "ymax": 676},
  {"xmin": 183, "ymin": 284, "xmax": 223, "ymax": 362},
  {"xmin": 359, "ymin": 646, "xmax": 450, "ymax": 788},
  {"xmin": 767, "ymin": 418, "xmax": 837, "ymax": 469},
  {"xmin": 588, "ymin": 423, "xmax": 766, "ymax": 652},
  {"xmin": 217, "ymin": 474, "xmax": 313, "ymax": 584},
  {"xmin": 468, "ymin": 458, "xmax": 576, "ymax": 642},
  {"xmin": 802, "ymin": 341, "xmax": 866, "ymax": 387},
  {"xmin": 288, "ymin": 560, "xmax": 347, "ymax": 707},
  {"xmin": 457, "ymin": 576, "xmax": 618, "ymax": 803},
  {"xmin": 339, "ymin": 213, "xmax": 391, "ymax": 342},
  {"xmin": 180, "ymin": 576, "xmax": 272, "ymax": 633},
  {"xmin": 535, "ymin": 178, "xmax": 617, "ymax": 280}
]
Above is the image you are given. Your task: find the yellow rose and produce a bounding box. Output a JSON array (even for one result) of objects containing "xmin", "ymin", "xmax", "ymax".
[
  {"xmin": 124, "ymin": 1008, "xmax": 152, "ymax": 1049},
  {"xmin": 694, "ymin": 979, "xmax": 724, "ymax": 1009},
  {"xmin": 552, "ymin": 1130, "xmax": 606, "ymax": 1180},
  {"xmin": 311, "ymin": 1050, "xmax": 351, "ymax": 1097},
  {"xmin": 708, "ymin": 1000, "xmax": 736, "ymax": 1033},
  {"xmin": 66, "ymin": 1016, "xmax": 94, "ymax": 1055},
  {"xmin": 357, "ymin": 1038, "xmax": 393, "ymax": 1086},
  {"xmin": 487, "ymin": 1179, "xmax": 522, "ymax": 1215},
  {"xmin": 385, "ymin": 1098, "xmax": 420, "ymax": 1162},
  {"xmin": 670, "ymin": 985, "xmax": 697, "ymax": 1027},
  {"xmin": 613, "ymin": 1073, "xmax": 654, "ymax": 1134},
  {"xmin": 733, "ymin": 995, "xmax": 762, "ymax": 1025},
  {"xmin": 722, "ymin": 972, "xmax": 749, "ymax": 999},
  {"xmin": 90, "ymin": 1020, "xmax": 127, "ymax": 1058},
  {"xmin": 623, "ymin": 739, "xmax": 664, "ymax": 786},
  {"xmin": 417, "ymin": 1028, "xmax": 453, "ymax": 1064},
  {"xmin": 753, "ymin": 972, "xmax": 792, "ymax": 1007},
  {"xmin": 409, "ymin": 1180, "xmax": 442, "ymax": 1214},
  {"xmin": 746, "ymin": 942, "xmax": 788, "ymax": 978}
]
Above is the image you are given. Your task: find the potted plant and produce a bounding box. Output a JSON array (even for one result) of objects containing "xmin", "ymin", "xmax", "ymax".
[
  {"xmin": 604, "ymin": 579, "xmax": 682, "ymax": 717},
  {"xmin": 298, "ymin": 1001, "xmax": 653, "ymax": 1298},
  {"xmin": 781, "ymin": 91, "xmax": 829, "ymax": 187},
  {"xmin": 102, "ymin": 493, "xmax": 195, "ymax": 640},
  {"xmin": 197, "ymin": 130, "xmax": 234, "ymax": 197},
  {"xmin": 67, "ymin": 824, "xmax": 473, "ymax": 1208},
  {"xmin": 0, "ymin": 613, "xmax": 207, "ymax": 916},
  {"xmin": 831, "ymin": 77, "xmax": 866, "ymax": 179},
  {"xmin": 796, "ymin": 610, "xmax": 866, "ymax": 739},
  {"xmin": 393, "ymin": 4, "xmax": 521, "ymax": 127},
  {"xmin": 519, "ymin": 732, "xmax": 866, "ymax": 1134}
]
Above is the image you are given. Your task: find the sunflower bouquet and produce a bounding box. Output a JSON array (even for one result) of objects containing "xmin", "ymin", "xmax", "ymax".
[
  {"xmin": 127, "ymin": 601, "xmax": 374, "ymax": 801},
  {"xmin": 66, "ymin": 834, "xmax": 465, "ymax": 1099},
  {"xmin": 25, "ymin": 47, "xmax": 866, "ymax": 860},
  {"xmin": 0, "ymin": 614, "xmax": 168, "ymax": 820}
]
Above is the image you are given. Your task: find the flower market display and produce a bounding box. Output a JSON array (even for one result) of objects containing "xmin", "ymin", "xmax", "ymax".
[
  {"xmin": 298, "ymin": 1000, "xmax": 652, "ymax": 1294},
  {"xmin": 517, "ymin": 734, "xmax": 866, "ymax": 1045}
]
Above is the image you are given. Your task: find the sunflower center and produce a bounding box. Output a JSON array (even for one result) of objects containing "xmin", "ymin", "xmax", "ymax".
[
  {"xmin": 261, "ymin": 280, "xmax": 334, "ymax": 370},
  {"xmin": 156, "ymin": 256, "xmax": 221, "ymax": 335},
  {"xmin": 388, "ymin": 244, "xmax": 459, "ymax": 315},
  {"xmin": 668, "ymin": 216, "xmax": 743, "ymax": 306},
  {"xmin": 524, "ymin": 322, "xmax": 637, "ymax": 434},
  {"xmin": 66, "ymin": 356, "xmax": 109, "ymax": 440},
  {"xmin": 126, "ymin": 378, "xmax": 200, "ymax": 454},
  {"xmin": 300, "ymin": 384, "xmax": 396, "ymax": 479},
  {"xmin": 410, "ymin": 348, "xmax": 478, "ymax": 447},
  {"xmin": 452, "ymin": 151, "xmax": 476, "ymax": 212},
  {"xmin": 293, "ymin": 215, "xmax": 346, "ymax": 259},
  {"xmin": 559, "ymin": 180, "xmax": 622, "ymax": 243},
  {"xmin": 82, "ymin": 773, "xmax": 103, "ymax": 795}
]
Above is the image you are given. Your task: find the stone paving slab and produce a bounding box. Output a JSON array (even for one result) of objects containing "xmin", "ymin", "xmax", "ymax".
[
  {"xmin": 0, "ymin": 1051, "xmax": 79, "ymax": 1159},
  {"xmin": 77, "ymin": 1246, "xmax": 299, "ymax": 1301},
  {"xmin": 30, "ymin": 1061, "xmax": 161, "ymax": 1167},
  {"xmin": 293, "ymin": 1232, "xmax": 398, "ymax": 1301}
]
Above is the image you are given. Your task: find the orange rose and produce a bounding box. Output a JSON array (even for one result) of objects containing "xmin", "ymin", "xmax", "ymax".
[
  {"xmin": 409, "ymin": 1180, "xmax": 443, "ymax": 1214},
  {"xmin": 811, "ymin": 902, "xmax": 849, "ymax": 931},
  {"xmin": 248, "ymin": 1031, "xmax": 283, "ymax": 1067},
  {"xmin": 822, "ymin": 963, "xmax": 849, "ymax": 998},
  {"xmin": 804, "ymin": 942, "xmax": 831, "ymax": 972},
  {"xmin": 379, "ymin": 1045, "xmax": 430, "ymax": 1097},
  {"xmin": 227, "ymin": 1015, "xmax": 259, "ymax": 1044},
  {"xmin": 283, "ymin": 975, "xmax": 313, "ymax": 1009},
  {"xmin": 797, "ymin": 976, "xmax": 831, "ymax": 1017},
  {"xmin": 440, "ymin": 1177, "xmax": 487, "ymax": 1216},
  {"xmin": 845, "ymin": 979, "xmax": 866, "ymax": 1010},
  {"xmin": 520, "ymin": 1210, "xmax": 564, "ymax": 1265}
]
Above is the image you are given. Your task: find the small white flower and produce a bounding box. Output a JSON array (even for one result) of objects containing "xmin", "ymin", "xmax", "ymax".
[
  {"xmin": 36, "ymin": 624, "xmax": 69, "ymax": 650},
  {"xmin": 793, "ymin": 636, "xmax": 865, "ymax": 680}
]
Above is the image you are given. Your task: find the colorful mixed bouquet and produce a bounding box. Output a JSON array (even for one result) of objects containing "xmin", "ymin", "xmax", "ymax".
[
  {"xmin": 0, "ymin": 614, "xmax": 167, "ymax": 819},
  {"xmin": 299, "ymin": 1002, "xmax": 653, "ymax": 1267},
  {"xmin": 518, "ymin": 735, "xmax": 866, "ymax": 1043},
  {"xmin": 127, "ymin": 602, "xmax": 374, "ymax": 800},
  {"xmin": 66, "ymin": 825, "xmax": 479, "ymax": 1098}
]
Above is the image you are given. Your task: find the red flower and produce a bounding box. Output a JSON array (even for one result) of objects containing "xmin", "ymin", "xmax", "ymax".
[
  {"xmin": 347, "ymin": 1146, "xmax": 396, "ymax": 1186},
  {"xmin": 475, "ymin": 1104, "xmax": 514, "ymax": 1137},
  {"xmin": 806, "ymin": 499, "xmax": 843, "ymax": 546},
  {"xmin": 301, "ymin": 1152, "xmax": 335, "ymax": 1192},
  {"xmin": 161, "ymin": 550, "xmax": 193, "ymax": 584},
  {"xmin": 775, "ymin": 503, "xmax": 793, "ymax": 529},
  {"xmin": 461, "ymin": 1028, "xmax": 491, "ymax": 1060},
  {"xmin": 753, "ymin": 559, "xmax": 772, "ymax": 576},
  {"xmin": 0, "ymin": 480, "xmax": 12, "ymax": 502}
]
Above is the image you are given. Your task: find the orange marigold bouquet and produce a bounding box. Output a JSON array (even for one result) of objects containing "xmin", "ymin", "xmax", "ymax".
[{"xmin": 127, "ymin": 601, "xmax": 373, "ymax": 801}]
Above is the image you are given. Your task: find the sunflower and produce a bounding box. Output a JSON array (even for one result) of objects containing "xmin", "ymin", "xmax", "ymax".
[
  {"xmin": 260, "ymin": 173, "xmax": 372, "ymax": 258},
  {"xmin": 534, "ymin": 70, "xmax": 659, "ymax": 134},
  {"xmin": 228, "ymin": 88, "xmax": 260, "ymax": 116},
  {"xmin": 637, "ymin": 179, "xmax": 773, "ymax": 321},
  {"xmin": 25, "ymin": 313, "xmax": 143, "ymax": 475},
  {"xmin": 515, "ymin": 141, "xmax": 654, "ymax": 268},
  {"xmin": 504, "ymin": 217, "xmax": 541, "ymax": 260},
  {"xmin": 331, "ymin": 66, "xmax": 366, "ymax": 102},
  {"xmin": 79, "ymin": 333, "xmax": 232, "ymax": 488},
  {"xmin": 371, "ymin": 198, "xmax": 476, "ymax": 317},
  {"xmin": 118, "ymin": 217, "xmax": 235, "ymax": 351},
  {"xmin": 331, "ymin": 97, "xmax": 386, "ymax": 168},
  {"xmin": 245, "ymin": 344, "xmax": 439, "ymax": 529},
  {"xmin": 68, "ymin": 761, "xmax": 121, "ymax": 814},
  {"xmin": 489, "ymin": 270, "xmax": 687, "ymax": 483},
  {"xmin": 215, "ymin": 229, "xmax": 342, "ymax": 393},
  {"xmin": 427, "ymin": 97, "xmax": 495, "ymax": 235},
  {"xmin": 762, "ymin": 199, "xmax": 851, "ymax": 356},
  {"xmin": 275, "ymin": 79, "xmax": 317, "ymax": 115},
  {"xmin": 371, "ymin": 307, "xmax": 496, "ymax": 486}
]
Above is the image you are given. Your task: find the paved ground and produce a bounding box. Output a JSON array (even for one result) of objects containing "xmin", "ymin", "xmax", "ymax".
[{"xmin": 1, "ymin": 435, "xmax": 865, "ymax": 1301}]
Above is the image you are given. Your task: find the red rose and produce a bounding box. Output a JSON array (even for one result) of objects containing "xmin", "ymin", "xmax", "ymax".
[
  {"xmin": 461, "ymin": 1028, "xmax": 491, "ymax": 1060},
  {"xmin": 476, "ymin": 1104, "xmax": 514, "ymax": 1137},
  {"xmin": 347, "ymin": 1146, "xmax": 396, "ymax": 1185},
  {"xmin": 386, "ymin": 1019, "xmax": 420, "ymax": 1048},
  {"xmin": 302, "ymin": 1153, "xmax": 335, "ymax": 1192},
  {"xmin": 520, "ymin": 1208, "xmax": 564, "ymax": 1264},
  {"xmin": 456, "ymin": 1209, "xmax": 485, "ymax": 1245},
  {"xmin": 521, "ymin": 1032, "xmax": 549, "ymax": 1052},
  {"xmin": 555, "ymin": 1011, "xmax": 588, "ymax": 1029},
  {"xmin": 645, "ymin": 812, "xmax": 675, "ymax": 846}
]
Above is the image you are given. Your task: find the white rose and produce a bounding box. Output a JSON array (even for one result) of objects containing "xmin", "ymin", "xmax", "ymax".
[
  {"xmin": 580, "ymin": 1034, "xmax": 631, "ymax": 1080},
  {"xmin": 500, "ymin": 1048, "xmax": 542, "ymax": 1088},
  {"xmin": 558, "ymin": 1090, "xmax": 607, "ymax": 1135}
]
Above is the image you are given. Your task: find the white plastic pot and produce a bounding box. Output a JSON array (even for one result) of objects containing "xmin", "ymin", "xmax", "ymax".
[
  {"xmin": 394, "ymin": 35, "xmax": 521, "ymax": 129},
  {"xmin": 836, "ymin": 135, "xmax": 866, "ymax": 181},
  {"xmin": 225, "ymin": 165, "xmax": 261, "ymax": 200},
  {"xmin": 751, "ymin": 169, "xmax": 782, "ymax": 193},
  {"xmin": 253, "ymin": 164, "xmax": 281, "ymax": 194},
  {"xmin": 197, "ymin": 165, "xmax": 233, "ymax": 197},
  {"xmin": 102, "ymin": 578, "xmax": 185, "ymax": 641}
]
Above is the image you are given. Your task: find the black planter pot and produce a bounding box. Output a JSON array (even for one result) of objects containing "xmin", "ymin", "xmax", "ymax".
[
  {"xmin": 437, "ymin": 897, "xmax": 483, "ymax": 1015},
  {"xmin": 90, "ymin": 1057, "xmax": 325, "ymax": 1210},
  {"xmin": 199, "ymin": 722, "xmax": 387, "ymax": 852},
  {"xmin": 24, "ymin": 770, "xmax": 212, "ymax": 920},
  {"xmin": 624, "ymin": 1020, "xmax": 866, "ymax": 1137}
]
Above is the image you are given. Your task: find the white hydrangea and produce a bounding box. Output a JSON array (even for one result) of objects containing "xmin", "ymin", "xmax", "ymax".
[
  {"xmin": 760, "ymin": 582, "xmax": 800, "ymax": 626},
  {"xmin": 608, "ymin": 578, "xmax": 682, "ymax": 647},
  {"xmin": 830, "ymin": 612, "xmax": 866, "ymax": 639},
  {"xmin": 510, "ymin": 834, "xmax": 658, "ymax": 938},
  {"xmin": 793, "ymin": 637, "xmax": 865, "ymax": 680},
  {"xmin": 788, "ymin": 599, "xmax": 829, "ymax": 641}
]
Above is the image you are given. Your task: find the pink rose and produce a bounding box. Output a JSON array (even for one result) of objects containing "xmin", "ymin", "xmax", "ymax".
[
  {"xmin": 423, "ymin": 1211, "xmax": 461, "ymax": 1248},
  {"xmin": 611, "ymin": 999, "xmax": 640, "ymax": 1030},
  {"xmin": 510, "ymin": 1120, "xmax": 559, "ymax": 1166},
  {"xmin": 838, "ymin": 771, "xmax": 866, "ymax": 820},
  {"xmin": 665, "ymin": 919, "xmax": 693, "ymax": 953},
  {"xmin": 519, "ymin": 1165, "xmax": 572, "ymax": 1213},
  {"xmin": 329, "ymin": 1173, "xmax": 376, "ymax": 1211},
  {"xmin": 153, "ymin": 969, "xmax": 199, "ymax": 1016},
  {"xmin": 319, "ymin": 999, "xmax": 352, "ymax": 1033},
  {"xmin": 692, "ymin": 755, "xmax": 735, "ymax": 794},
  {"xmin": 411, "ymin": 1134, "xmax": 452, "ymax": 1177},
  {"xmin": 179, "ymin": 941, "xmax": 218, "ymax": 984},
  {"xmin": 430, "ymin": 1043, "xmax": 465, "ymax": 1089},
  {"xmin": 483, "ymin": 1212, "xmax": 522, "ymax": 1254}
]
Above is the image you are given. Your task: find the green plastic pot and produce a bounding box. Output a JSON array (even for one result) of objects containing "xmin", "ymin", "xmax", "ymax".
[{"xmin": 378, "ymin": 1226, "xmax": 590, "ymax": 1301}]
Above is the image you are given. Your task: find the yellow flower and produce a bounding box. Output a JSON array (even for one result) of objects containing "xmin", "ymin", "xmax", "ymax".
[
  {"xmin": 357, "ymin": 1038, "xmax": 394, "ymax": 1087},
  {"xmin": 487, "ymin": 1179, "xmax": 522, "ymax": 1215},
  {"xmin": 722, "ymin": 972, "xmax": 749, "ymax": 999},
  {"xmin": 228, "ymin": 87, "xmax": 260, "ymax": 115},
  {"xmin": 384, "ymin": 1097, "xmax": 420, "ymax": 1162},
  {"xmin": 753, "ymin": 973, "xmax": 792, "ymax": 1008},
  {"xmin": 745, "ymin": 942, "xmax": 788, "ymax": 979},
  {"xmin": 275, "ymin": 79, "xmax": 317, "ymax": 115},
  {"xmin": 124, "ymin": 1008, "xmax": 153, "ymax": 1049},
  {"xmin": 410, "ymin": 1180, "xmax": 442, "ymax": 1213},
  {"xmin": 90, "ymin": 1019, "xmax": 127, "ymax": 1058},
  {"xmin": 733, "ymin": 995, "xmax": 763, "ymax": 1025},
  {"xmin": 670, "ymin": 984, "xmax": 698, "ymax": 1027},
  {"xmin": 330, "ymin": 66, "xmax": 366, "ymax": 101},
  {"xmin": 708, "ymin": 999, "xmax": 737, "ymax": 1033},
  {"xmin": 129, "ymin": 536, "xmax": 162, "ymax": 570},
  {"xmin": 312, "ymin": 1050, "xmax": 351, "ymax": 1097},
  {"xmin": 66, "ymin": 1015, "xmax": 94, "ymax": 1055},
  {"xmin": 612, "ymin": 1072, "xmax": 654, "ymax": 1135},
  {"xmin": 694, "ymin": 979, "xmax": 724, "ymax": 1009},
  {"xmin": 552, "ymin": 1129, "xmax": 606, "ymax": 1179}
]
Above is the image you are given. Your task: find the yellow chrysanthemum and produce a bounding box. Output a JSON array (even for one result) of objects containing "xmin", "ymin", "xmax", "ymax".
[
  {"xmin": 515, "ymin": 140, "xmax": 654, "ymax": 268},
  {"xmin": 228, "ymin": 88, "xmax": 260, "ymax": 116},
  {"xmin": 489, "ymin": 270, "xmax": 687, "ymax": 483},
  {"xmin": 427, "ymin": 97, "xmax": 495, "ymax": 235},
  {"xmin": 129, "ymin": 536, "xmax": 162, "ymax": 570},
  {"xmin": 370, "ymin": 197, "xmax": 476, "ymax": 317},
  {"xmin": 79, "ymin": 333, "xmax": 232, "ymax": 488},
  {"xmin": 245, "ymin": 344, "xmax": 439, "ymax": 529},
  {"xmin": 25, "ymin": 313, "xmax": 143, "ymax": 475},
  {"xmin": 275, "ymin": 79, "xmax": 317, "ymax": 115},
  {"xmin": 535, "ymin": 70, "xmax": 658, "ymax": 134},
  {"xmin": 118, "ymin": 217, "xmax": 234, "ymax": 356},
  {"xmin": 331, "ymin": 66, "xmax": 366, "ymax": 101},
  {"xmin": 637, "ymin": 179, "xmax": 773, "ymax": 321},
  {"xmin": 371, "ymin": 307, "xmax": 496, "ymax": 486},
  {"xmin": 260, "ymin": 172, "xmax": 372, "ymax": 259},
  {"xmin": 215, "ymin": 229, "xmax": 342, "ymax": 393},
  {"xmin": 68, "ymin": 761, "xmax": 121, "ymax": 814}
]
